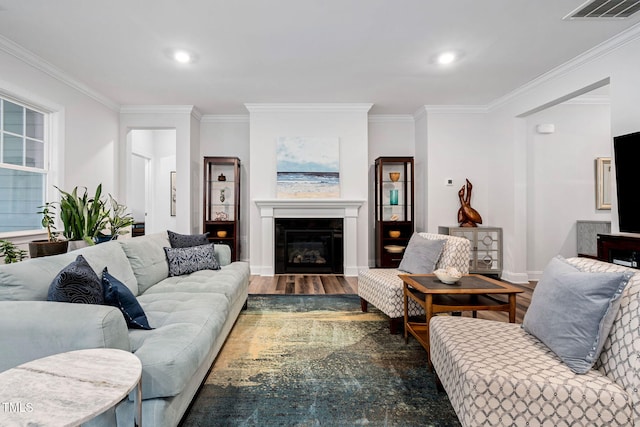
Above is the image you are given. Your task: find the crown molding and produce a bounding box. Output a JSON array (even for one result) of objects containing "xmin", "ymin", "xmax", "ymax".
[
  {"xmin": 423, "ymin": 105, "xmax": 489, "ymax": 114},
  {"xmin": 201, "ymin": 114, "xmax": 250, "ymax": 123},
  {"xmin": 488, "ymin": 21, "xmax": 640, "ymax": 112},
  {"xmin": 563, "ymin": 94, "xmax": 610, "ymax": 105},
  {"xmin": 368, "ymin": 114, "xmax": 414, "ymax": 123},
  {"xmin": 120, "ymin": 105, "xmax": 197, "ymax": 115},
  {"xmin": 0, "ymin": 35, "xmax": 119, "ymax": 112},
  {"xmin": 245, "ymin": 103, "xmax": 373, "ymax": 113}
]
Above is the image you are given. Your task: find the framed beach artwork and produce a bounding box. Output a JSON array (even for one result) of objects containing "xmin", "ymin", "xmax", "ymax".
[{"xmin": 276, "ymin": 137, "xmax": 340, "ymax": 198}]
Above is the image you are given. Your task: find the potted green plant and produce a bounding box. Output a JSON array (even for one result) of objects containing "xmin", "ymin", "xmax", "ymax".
[
  {"xmin": 96, "ymin": 195, "xmax": 135, "ymax": 242},
  {"xmin": 0, "ymin": 239, "xmax": 27, "ymax": 264},
  {"xmin": 56, "ymin": 184, "xmax": 109, "ymax": 249},
  {"xmin": 28, "ymin": 202, "xmax": 69, "ymax": 258}
]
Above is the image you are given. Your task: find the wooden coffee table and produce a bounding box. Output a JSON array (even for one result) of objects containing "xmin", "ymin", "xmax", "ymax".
[{"xmin": 400, "ymin": 274, "xmax": 523, "ymax": 362}]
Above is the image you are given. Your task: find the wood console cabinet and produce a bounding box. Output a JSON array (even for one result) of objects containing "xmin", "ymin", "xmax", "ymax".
[
  {"xmin": 438, "ymin": 226, "xmax": 503, "ymax": 277},
  {"xmin": 597, "ymin": 233, "xmax": 640, "ymax": 269},
  {"xmin": 375, "ymin": 157, "xmax": 414, "ymax": 268},
  {"xmin": 203, "ymin": 156, "xmax": 240, "ymax": 261}
]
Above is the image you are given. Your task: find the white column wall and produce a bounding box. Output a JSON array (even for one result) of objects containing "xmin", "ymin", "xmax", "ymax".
[{"xmin": 246, "ymin": 104, "xmax": 371, "ymax": 275}]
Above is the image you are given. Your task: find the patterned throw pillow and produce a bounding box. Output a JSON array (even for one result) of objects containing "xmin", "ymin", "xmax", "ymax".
[
  {"xmin": 398, "ymin": 233, "xmax": 445, "ymax": 274},
  {"xmin": 168, "ymin": 230, "xmax": 210, "ymax": 248},
  {"xmin": 522, "ymin": 256, "xmax": 632, "ymax": 374},
  {"xmin": 164, "ymin": 243, "xmax": 221, "ymax": 276},
  {"xmin": 47, "ymin": 255, "xmax": 104, "ymax": 304},
  {"xmin": 102, "ymin": 267, "xmax": 152, "ymax": 330}
]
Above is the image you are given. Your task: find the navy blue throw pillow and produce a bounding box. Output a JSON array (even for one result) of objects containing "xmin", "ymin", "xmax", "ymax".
[
  {"xmin": 47, "ymin": 255, "xmax": 104, "ymax": 304},
  {"xmin": 164, "ymin": 243, "xmax": 221, "ymax": 276},
  {"xmin": 168, "ymin": 230, "xmax": 210, "ymax": 248},
  {"xmin": 102, "ymin": 267, "xmax": 153, "ymax": 330}
]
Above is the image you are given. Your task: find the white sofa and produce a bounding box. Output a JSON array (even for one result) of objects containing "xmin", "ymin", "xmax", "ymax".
[
  {"xmin": 0, "ymin": 232, "xmax": 250, "ymax": 427},
  {"xmin": 430, "ymin": 257, "xmax": 640, "ymax": 427},
  {"xmin": 358, "ymin": 232, "xmax": 471, "ymax": 333}
]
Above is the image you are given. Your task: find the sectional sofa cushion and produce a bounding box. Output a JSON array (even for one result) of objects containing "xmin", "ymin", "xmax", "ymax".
[
  {"xmin": 398, "ymin": 233, "xmax": 445, "ymax": 274},
  {"xmin": 168, "ymin": 230, "xmax": 210, "ymax": 248},
  {"xmin": 0, "ymin": 240, "xmax": 137, "ymax": 300},
  {"xmin": 102, "ymin": 268, "xmax": 152, "ymax": 330},
  {"xmin": 120, "ymin": 233, "xmax": 171, "ymax": 294},
  {"xmin": 164, "ymin": 244, "xmax": 221, "ymax": 276},
  {"xmin": 47, "ymin": 255, "xmax": 104, "ymax": 304},
  {"xmin": 143, "ymin": 262, "xmax": 250, "ymax": 305},
  {"xmin": 522, "ymin": 256, "xmax": 632, "ymax": 374},
  {"xmin": 131, "ymin": 292, "xmax": 230, "ymax": 399}
]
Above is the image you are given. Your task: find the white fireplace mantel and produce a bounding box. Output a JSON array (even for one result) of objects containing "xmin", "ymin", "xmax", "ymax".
[{"xmin": 254, "ymin": 199, "xmax": 365, "ymax": 276}]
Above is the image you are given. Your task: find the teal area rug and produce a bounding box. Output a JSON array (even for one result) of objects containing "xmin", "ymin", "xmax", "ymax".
[{"xmin": 181, "ymin": 295, "xmax": 461, "ymax": 426}]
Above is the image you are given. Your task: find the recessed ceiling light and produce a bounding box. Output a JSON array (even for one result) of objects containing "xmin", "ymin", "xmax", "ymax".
[
  {"xmin": 173, "ymin": 50, "xmax": 192, "ymax": 64},
  {"xmin": 437, "ymin": 51, "xmax": 457, "ymax": 65}
]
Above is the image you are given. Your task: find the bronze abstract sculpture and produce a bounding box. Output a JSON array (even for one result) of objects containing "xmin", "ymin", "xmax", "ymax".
[{"xmin": 458, "ymin": 179, "xmax": 482, "ymax": 227}]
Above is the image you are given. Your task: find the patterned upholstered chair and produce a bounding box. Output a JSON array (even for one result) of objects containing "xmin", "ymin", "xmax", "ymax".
[
  {"xmin": 358, "ymin": 232, "xmax": 471, "ymax": 333},
  {"xmin": 430, "ymin": 257, "xmax": 640, "ymax": 427}
]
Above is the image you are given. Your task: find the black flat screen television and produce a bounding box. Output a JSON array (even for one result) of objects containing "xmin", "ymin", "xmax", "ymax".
[{"xmin": 613, "ymin": 131, "xmax": 640, "ymax": 234}]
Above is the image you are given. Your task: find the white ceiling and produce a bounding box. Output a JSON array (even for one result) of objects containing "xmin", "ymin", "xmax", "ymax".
[{"xmin": 0, "ymin": 0, "xmax": 638, "ymax": 114}]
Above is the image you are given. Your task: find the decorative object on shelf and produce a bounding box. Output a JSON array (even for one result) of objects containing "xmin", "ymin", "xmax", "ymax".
[
  {"xmin": 375, "ymin": 156, "xmax": 414, "ymax": 268},
  {"xmin": 214, "ymin": 211, "xmax": 229, "ymax": 221},
  {"xmin": 204, "ymin": 157, "xmax": 240, "ymax": 261},
  {"xmin": 389, "ymin": 230, "xmax": 401, "ymax": 238},
  {"xmin": 457, "ymin": 179, "xmax": 483, "ymax": 227},
  {"xmin": 170, "ymin": 171, "xmax": 176, "ymax": 216},
  {"xmin": 433, "ymin": 267, "xmax": 462, "ymax": 285},
  {"xmin": 595, "ymin": 157, "xmax": 611, "ymax": 210},
  {"xmin": 384, "ymin": 245, "xmax": 405, "ymax": 253},
  {"xmin": 390, "ymin": 189, "xmax": 399, "ymax": 205}
]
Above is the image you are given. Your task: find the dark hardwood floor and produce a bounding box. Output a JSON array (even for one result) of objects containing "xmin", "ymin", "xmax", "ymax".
[{"xmin": 249, "ymin": 274, "xmax": 535, "ymax": 323}]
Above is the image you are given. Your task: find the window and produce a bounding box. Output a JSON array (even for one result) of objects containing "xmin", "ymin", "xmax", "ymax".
[{"xmin": 0, "ymin": 96, "xmax": 48, "ymax": 233}]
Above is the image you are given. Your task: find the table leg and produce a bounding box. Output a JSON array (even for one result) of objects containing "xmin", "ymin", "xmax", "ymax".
[
  {"xmin": 508, "ymin": 294, "xmax": 516, "ymax": 323},
  {"xmin": 135, "ymin": 379, "xmax": 142, "ymax": 427},
  {"xmin": 403, "ymin": 283, "xmax": 409, "ymax": 344},
  {"xmin": 425, "ymin": 294, "xmax": 433, "ymax": 362}
]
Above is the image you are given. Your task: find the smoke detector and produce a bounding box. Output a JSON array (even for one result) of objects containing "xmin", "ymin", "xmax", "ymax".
[{"xmin": 564, "ymin": 0, "xmax": 640, "ymax": 19}]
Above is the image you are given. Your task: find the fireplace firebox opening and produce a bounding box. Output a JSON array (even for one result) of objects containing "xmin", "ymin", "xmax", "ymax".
[{"xmin": 275, "ymin": 218, "xmax": 344, "ymax": 274}]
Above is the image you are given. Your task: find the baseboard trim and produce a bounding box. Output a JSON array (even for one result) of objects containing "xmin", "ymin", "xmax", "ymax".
[{"xmin": 500, "ymin": 270, "xmax": 530, "ymax": 284}]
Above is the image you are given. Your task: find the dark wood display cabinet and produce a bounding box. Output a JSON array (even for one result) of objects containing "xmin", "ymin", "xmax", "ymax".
[
  {"xmin": 375, "ymin": 156, "xmax": 414, "ymax": 268},
  {"xmin": 203, "ymin": 157, "xmax": 240, "ymax": 261}
]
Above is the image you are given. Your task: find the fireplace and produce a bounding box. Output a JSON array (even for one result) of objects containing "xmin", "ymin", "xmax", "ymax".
[{"xmin": 275, "ymin": 218, "xmax": 344, "ymax": 274}]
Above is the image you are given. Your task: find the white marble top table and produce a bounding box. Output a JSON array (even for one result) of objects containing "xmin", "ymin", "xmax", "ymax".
[{"xmin": 0, "ymin": 348, "xmax": 142, "ymax": 427}]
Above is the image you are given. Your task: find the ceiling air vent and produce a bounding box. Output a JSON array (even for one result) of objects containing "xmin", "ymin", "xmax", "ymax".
[{"xmin": 565, "ymin": 0, "xmax": 640, "ymax": 19}]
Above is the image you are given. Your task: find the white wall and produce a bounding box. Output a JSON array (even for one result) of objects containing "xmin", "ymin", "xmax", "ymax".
[
  {"xmin": 480, "ymin": 30, "xmax": 640, "ymax": 283},
  {"xmin": 367, "ymin": 116, "xmax": 415, "ymax": 265},
  {"xmin": 0, "ymin": 47, "xmax": 119, "ymax": 247},
  {"xmin": 424, "ymin": 110, "xmax": 492, "ymax": 234},
  {"xmin": 247, "ymin": 104, "xmax": 371, "ymax": 275},
  {"xmin": 200, "ymin": 116, "xmax": 250, "ymax": 261},
  {"xmin": 526, "ymin": 102, "xmax": 611, "ymax": 278}
]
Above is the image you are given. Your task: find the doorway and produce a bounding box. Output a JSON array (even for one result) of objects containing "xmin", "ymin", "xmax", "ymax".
[{"xmin": 127, "ymin": 129, "xmax": 177, "ymax": 235}]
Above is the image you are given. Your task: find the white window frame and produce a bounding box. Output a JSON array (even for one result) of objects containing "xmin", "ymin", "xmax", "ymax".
[{"xmin": 0, "ymin": 87, "xmax": 64, "ymax": 242}]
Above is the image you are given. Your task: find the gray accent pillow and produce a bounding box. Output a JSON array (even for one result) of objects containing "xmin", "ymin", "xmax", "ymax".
[
  {"xmin": 522, "ymin": 256, "xmax": 632, "ymax": 374},
  {"xmin": 398, "ymin": 234, "xmax": 445, "ymax": 274},
  {"xmin": 164, "ymin": 244, "xmax": 221, "ymax": 277},
  {"xmin": 47, "ymin": 255, "xmax": 104, "ymax": 304},
  {"xmin": 168, "ymin": 230, "xmax": 210, "ymax": 248}
]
